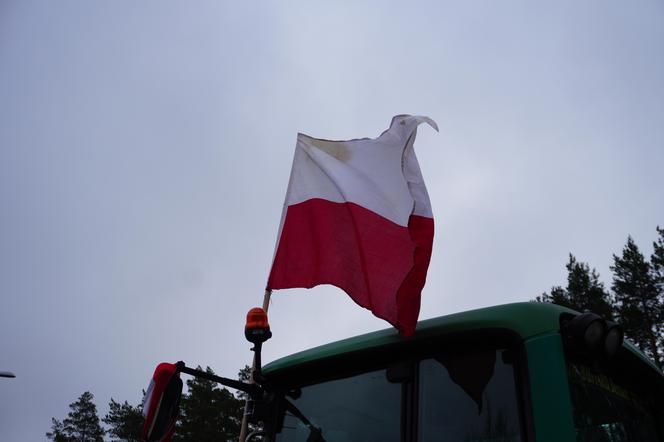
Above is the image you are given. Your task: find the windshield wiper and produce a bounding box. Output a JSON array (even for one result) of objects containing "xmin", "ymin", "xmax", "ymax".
[{"xmin": 283, "ymin": 399, "xmax": 326, "ymax": 442}]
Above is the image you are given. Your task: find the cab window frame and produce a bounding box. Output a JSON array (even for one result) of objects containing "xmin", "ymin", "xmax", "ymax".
[{"xmin": 266, "ymin": 328, "xmax": 533, "ymax": 442}]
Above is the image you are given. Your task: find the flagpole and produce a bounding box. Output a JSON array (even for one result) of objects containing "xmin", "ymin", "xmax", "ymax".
[{"xmin": 238, "ymin": 288, "xmax": 272, "ymax": 442}]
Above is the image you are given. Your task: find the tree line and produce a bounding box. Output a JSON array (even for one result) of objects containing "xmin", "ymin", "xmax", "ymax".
[
  {"xmin": 536, "ymin": 227, "xmax": 664, "ymax": 368},
  {"xmin": 47, "ymin": 366, "xmax": 251, "ymax": 442}
]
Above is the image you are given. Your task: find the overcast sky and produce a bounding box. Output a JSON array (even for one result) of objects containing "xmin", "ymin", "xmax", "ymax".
[{"xmin": 1, "ymin": 1, "xmax": 663, "ymax": 440}]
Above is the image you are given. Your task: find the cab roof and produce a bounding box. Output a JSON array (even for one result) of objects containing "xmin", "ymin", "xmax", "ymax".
[
  {"xmin": 263, "ymin": 302, "xmax": 663, "ymax": 377},
  {"xmin": 264, "ymin": 302, "xmax": 574, "ymax": 375}
]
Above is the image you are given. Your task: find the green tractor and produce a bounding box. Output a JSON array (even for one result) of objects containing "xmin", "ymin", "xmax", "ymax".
[{"xmin": 143, "ymin": 302, "xmax": 664, "ymax": 442}]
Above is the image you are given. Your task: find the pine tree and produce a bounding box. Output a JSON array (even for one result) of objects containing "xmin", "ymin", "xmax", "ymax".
[
  {"xmin": 103, "ymin": 398, "xmax": 143, "ymax": 442},
  {"xmin": 537, "ymin": 254, "xmax": 613, "ymax": 318},
  {"xmin": 237, "ymin": 364, "xmax": 265, "ymax": 440},
  {"xmin": 611, "ymin": 236, "xmax": 662, "ymax": 368},
  {"xmin": 46, "ymin": 418, "xmax": 69, "ymax": 442},
  {"xmin": 174, "ymin": 366, "xmax": 244, "ymax": 442},
  {"xmin": 565, "ymin": 255, "xmax": 614, "ymax": 319},
  {"xmin": 47, "ymin": 391, "xmax": 105, "ymax": 442},
  {"xmin": 650, "ymin": 226, "xmax": 664, "ymax": 362},
  {"xmin": 651, "ymin": 226, "xmax": 664, "ymax": 298},
  {"xmin": 536, "ymin": 286, "xmax": 569, "ymax": 307},
  {"xmin": 236, "ymin": 365, "xmax": 252, "ymax": 401}
]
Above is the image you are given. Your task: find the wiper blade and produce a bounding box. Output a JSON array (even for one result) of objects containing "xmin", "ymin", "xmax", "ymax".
[{"xmin": 283, "ymin": 399, "xmax": 326, "ymax": 442}]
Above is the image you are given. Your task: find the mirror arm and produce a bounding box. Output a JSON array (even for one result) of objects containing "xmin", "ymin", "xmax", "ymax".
[
  {"xmin": 175, "ymin": 361, "xmax": 261, "ymax": 396},
  {"xmin": 251, "ymin": 342, "xmax": 266, "ymax": 384}
]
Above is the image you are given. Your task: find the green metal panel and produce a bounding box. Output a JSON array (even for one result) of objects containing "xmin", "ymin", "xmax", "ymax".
[
  {"xmin": 264, "ymin": 301, "xmax": 662, "ymax": 387},
  {"xmin": 525, "ymin": 332, "xmax": 576, "ymax": 442},
  {"xmin": 264, "ymin": 302, "xmax": 575, "ymax": 375}
]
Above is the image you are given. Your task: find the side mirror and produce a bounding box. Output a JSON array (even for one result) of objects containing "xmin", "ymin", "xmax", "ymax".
[{"xmin": 142, "ymin": 363, "xmax": 183, "ymax": 442}]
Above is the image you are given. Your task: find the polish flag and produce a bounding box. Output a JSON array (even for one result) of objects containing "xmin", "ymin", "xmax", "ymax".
[{"xmin": 267, "ymin": 115, "xmax": 437, "ymax": 336}]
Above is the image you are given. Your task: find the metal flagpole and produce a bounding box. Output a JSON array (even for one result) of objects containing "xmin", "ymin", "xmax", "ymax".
[{"xmin": 238, "ymin": 288, "xmax": 272, "ymax": 442}]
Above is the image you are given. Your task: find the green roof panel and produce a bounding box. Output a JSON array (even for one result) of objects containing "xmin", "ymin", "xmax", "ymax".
[{"xmin": 263, "ymin": 302, "xmax": 575, "ymax": 375}]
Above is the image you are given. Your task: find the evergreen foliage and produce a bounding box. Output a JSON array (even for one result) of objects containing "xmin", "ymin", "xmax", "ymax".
[
  {"xmin": 103, "ymin": 398, "xmax": 143, "ymax": 442},
  {"xmin": 652, "ymin": 227, "xmax": 664, "ymax": 296},
  {"xmin": 611, "ymin": 236, "xmax": 662, "ymax": 367},
  {"xmin": 537, "ymin": 254, "xmax": 613, "ymax": 319},
  {"xmin": 48, "ymin": 367, "xmax": 249, "ymax": 441},
  {"xmin": 173, "ymin": 366, "xmax": 244, "ymax": 442},
  {"xmin": 652, "ymin": 227, "xmax": 664, "ymax": 361},
  {"xmin": 46, "ymin": 391, "xmax": 105, "ymax": 442},
  {"xmin": 537, "ymin": 227, "xmax": 664, "ymax": 369},
  {"xmin": 236, "ymin": 364, "xmax": 265, "ymax": 440},
  {"xmin": 236, "ymin": 365, "xmax": 252, "ymax": 401}
]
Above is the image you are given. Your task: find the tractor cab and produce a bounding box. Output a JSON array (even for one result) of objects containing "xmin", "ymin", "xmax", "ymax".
[{"xmin": 143, "ymin": 303, "xmax": 664, "ymax": 442}]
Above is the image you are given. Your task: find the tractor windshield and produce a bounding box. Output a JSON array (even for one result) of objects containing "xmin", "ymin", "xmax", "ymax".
[{"xmin": 273, "ymin": 348, "xmax": 522, "ymax": 442}]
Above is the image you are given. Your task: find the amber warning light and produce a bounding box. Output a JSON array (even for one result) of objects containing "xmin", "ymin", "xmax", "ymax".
[{"xmin": 245, "ymin": 307, "xmax": 272, "ymax": 344}]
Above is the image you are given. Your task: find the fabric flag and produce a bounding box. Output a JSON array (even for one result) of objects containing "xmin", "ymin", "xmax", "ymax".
[{"xmin": 267, "ymin": 115, "xmax": 437, "ymax": 336}]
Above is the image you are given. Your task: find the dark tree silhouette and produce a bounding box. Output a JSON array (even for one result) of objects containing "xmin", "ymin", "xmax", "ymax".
[
  {"xmin": 612, "ymin": 236, "xmax": 662, "ymax": 368},
  {"xmin": 651, "ymin": 228, "xmax": 664, "ymax": 302},
  {"xmin": 47, "ymin": 391, "xmax": 105, "ymax": 442},
  {"xmin": 174, "ymin": 366, "xmax": 244, "ymax": 442},
  {"xmin": 535, "ymin": 228, "xmax": 664, "ymax": 368},
  {"xmin": 537, "ymin": 254, "xmax": 613, "ymax": 319},
  {"xmin": 103, "ymin": 398, "xmax": 143, "ymax": 442},
  {"xmin": 236, "ymin": 365, "xmax": 252, "ymax": 401},
  {"xmin": 651, "ymin": 227, "xmax": 664, "ymax": 359}
]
